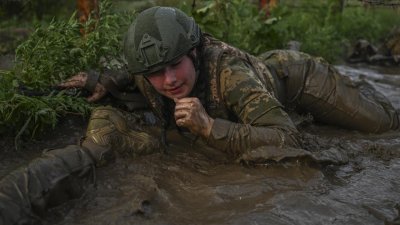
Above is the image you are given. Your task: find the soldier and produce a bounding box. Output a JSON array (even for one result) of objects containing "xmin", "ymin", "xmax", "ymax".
[
  {"xmin": 62, "ymin": 6, "xmax": 398, "ymax": 157},
  {"xmin": 1, "ymin": 6, "xmax": 399, "ymax": 224}
]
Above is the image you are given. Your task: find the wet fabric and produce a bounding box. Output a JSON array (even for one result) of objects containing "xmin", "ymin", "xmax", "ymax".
[
  {"xmin": 0, "ymin": 145, "xmax": 95, "ymax": 225},
  {"xmin": 84, "ymin": 106, "xmax": 161, "ymax": 159},
  {"xmin": 259, "ymin": 50, "xmax": 399, "ymax": 133}
]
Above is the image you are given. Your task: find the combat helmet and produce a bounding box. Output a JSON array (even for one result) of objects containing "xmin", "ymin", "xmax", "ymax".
[{"xmin": 124, "ymin": 6, "xmax": 202, "ymax": 75}]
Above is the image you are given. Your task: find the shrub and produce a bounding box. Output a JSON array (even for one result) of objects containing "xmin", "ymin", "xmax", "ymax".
[
  {"xmin": 0, "ymin": 1, "xmax": 134, "ymax": 144},
  {"xmin": 183, "ymin": 0, "xmax": 400, "ymax": 62}
]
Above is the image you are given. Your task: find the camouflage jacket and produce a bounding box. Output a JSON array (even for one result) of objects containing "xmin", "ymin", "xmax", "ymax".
[{"xmin": 133, "ymin": 34, "xmax": 300, "ymax": 157}]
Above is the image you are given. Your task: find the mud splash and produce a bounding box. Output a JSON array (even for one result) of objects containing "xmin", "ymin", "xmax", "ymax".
[{"xmin": 1, "ymin": 64, "xmax": 400, "ymax": 225}]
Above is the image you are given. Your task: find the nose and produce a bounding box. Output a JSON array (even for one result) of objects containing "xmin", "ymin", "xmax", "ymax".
[{"xmin": 164, "ymin": 67, "xmax": 176, "ymax": 85}]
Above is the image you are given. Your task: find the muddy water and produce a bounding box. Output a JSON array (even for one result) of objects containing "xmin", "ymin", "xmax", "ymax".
[
  {"xmin": 2, "ymin": 64, "xmax": 400, "ymax": 225},
  {"xmin": 45, "ymin": 132, "xmax": 400, "ymax": 225}
]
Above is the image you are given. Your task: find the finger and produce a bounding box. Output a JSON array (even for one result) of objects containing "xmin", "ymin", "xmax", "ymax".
[
  {"xmin": 176, "ymin": 119, "xmax": 185, "ymax": 127},
  {"xmin": 174, "ymin": 97, "xmax": 197, "ymax": 104},
  {"xmin": 87, "ymin": 85, "xmax": 107, "ymax": 102},
  {"xmin": 174, "ymin": 109, "xmax": 188, "ymax": 120},
  {"xmin": 59, "ymin": 79, "xmax": 85, "ymax": 88},
  {"xmin": 175, "ymin": 98, "xmax": 202, "ymax": 110},
  {"xmin": 175, "ymin": 102, "xmax": 194, "ymax": 111},
  {"xmin": 58, "ymin": 73, "xmax": 87, "ymax": 88},
  {"xmin": 59, "ymin": 75, "xmax": 85, "ymax": 88},
  {"xmin": 175, "ymin": 117, "xmax": 189, "ymax": 127},
  {"xmin": 174, "ymin": 106, "xmax": 189, "ymax": 116},
  {"xmin": 87, "ymin": 93, "xmax": 101, "ymax": 102}
]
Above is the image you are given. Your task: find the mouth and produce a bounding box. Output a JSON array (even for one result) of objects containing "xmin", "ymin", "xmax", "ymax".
[{"xmin": 166, "ymin": 84, "xmax": 184, "ymax": 95}]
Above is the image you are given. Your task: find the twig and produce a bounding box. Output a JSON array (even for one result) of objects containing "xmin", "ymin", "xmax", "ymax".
[{"xmin": 14, "ymin": 116, "xmax": 32, "ymax": 151}]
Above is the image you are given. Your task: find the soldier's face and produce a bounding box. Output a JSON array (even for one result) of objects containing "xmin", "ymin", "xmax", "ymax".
[{"xmin": 145, "ymin": 55, "xmax": 196, "ymax": 99}]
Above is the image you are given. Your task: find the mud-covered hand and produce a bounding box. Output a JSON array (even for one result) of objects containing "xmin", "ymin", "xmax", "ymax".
[
  {"xmin": 174, "ymin": 97, "xmax": 214, "ymax": 138},
  {"xmin": 58, "ymin": 71, "xmax": 107, "ymax": 102}
]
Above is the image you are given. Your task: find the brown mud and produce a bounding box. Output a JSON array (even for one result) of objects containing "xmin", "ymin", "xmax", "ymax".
[{"xmin": 1, "ymin": 64, "xmax": 400, "ymax": 225}]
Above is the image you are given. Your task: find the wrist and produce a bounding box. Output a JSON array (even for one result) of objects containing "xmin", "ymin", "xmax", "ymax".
[
  {"xmin": 84, "ymin": 70, "xmax": 100, "ymax": 93},
  {"xmin": 203, "ymin": 117, "xmax": 214, "ymax": 138}
]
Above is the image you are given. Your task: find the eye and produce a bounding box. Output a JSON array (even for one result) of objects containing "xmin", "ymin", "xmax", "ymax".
[
  {"xmin": 145, "ymin": 70, "xmax": 164, "ymax": 79},
  {"xmin": 171, "ymin": 59, "xmax": 182, "ymax": 67}
]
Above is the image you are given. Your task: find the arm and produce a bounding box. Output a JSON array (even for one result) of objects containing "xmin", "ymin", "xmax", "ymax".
[
  {"xmin": 59, "ymin": 68, "xmax": 135, "ymax": 102},
  {"xmin": 205, "ymin": 56, "xmax": 300, "ymax": 157},
  {"xmin": 0, "ymin": 146, "xmax": 96, "ymax": 224},
  {"xmin": 0, "ymin": 142, "xmax": 118, "ymax": 224}
]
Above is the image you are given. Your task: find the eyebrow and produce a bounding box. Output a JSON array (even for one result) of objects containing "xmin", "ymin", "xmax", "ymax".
[{"xmin": 144, "ymin": 56, "xmax": 186, "ymax": 77}]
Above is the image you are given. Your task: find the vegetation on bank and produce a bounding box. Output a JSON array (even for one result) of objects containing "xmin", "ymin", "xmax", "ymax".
[
  {"xmin": 0, "ymin": 0, "xmax": 399, "ymax": 146},
  {"xmin": 0, "ymin": 1, "xmax": 133, "ymax": 146},
  {"xmin": 185, "ymin": 0, "xmax": 400, "ymax": 62}
]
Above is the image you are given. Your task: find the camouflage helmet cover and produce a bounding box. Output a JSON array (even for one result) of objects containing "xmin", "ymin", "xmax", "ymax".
[{"xmin": 124, "ymin": 6, "xmax": 201, "ymax": 75}]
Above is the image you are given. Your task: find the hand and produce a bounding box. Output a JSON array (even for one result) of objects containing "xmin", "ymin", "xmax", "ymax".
[
  {"xmin": 174, "ymin": 97, "xmax": 214, "ymax": 138},
  {"xmin": 58, "ymin": 72, "xmax": 107, "ymax": 102}
]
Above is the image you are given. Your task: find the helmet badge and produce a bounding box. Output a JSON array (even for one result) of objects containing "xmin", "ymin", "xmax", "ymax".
[{"xmin": 136, "ymin": 33, "xmax": 168, "ymax": 68}]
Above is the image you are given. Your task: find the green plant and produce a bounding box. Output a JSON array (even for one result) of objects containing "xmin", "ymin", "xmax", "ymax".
[
  {"xmin": 0, "ymin": 85, "xmax": 91, "ymax": 149},
  {"xmin": 184, "ymin": 0, "xmax": 400, "ymax": 62},
  {"xmin": 338, "ymin": 7, "xmax": 400, "ymax": 43},
  {"xmin": 182, "ymin": 0, "xmax": 280, "ymax": 55},
  {"xmin": 14, "ymin": 1, "xmax": 133, "ymax": 91},
  {"xmin": 267, "ymin": 0, "xmax": 342, "ymax": 62},
  {"xmin": 0, "ymin": 1, "xmax": 135, "ymax": 146}
]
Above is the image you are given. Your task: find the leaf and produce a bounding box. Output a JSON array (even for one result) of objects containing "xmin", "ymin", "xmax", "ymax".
[{"xmin": 264, "ymin": 17, "xmax": 279, "ymax": 25}]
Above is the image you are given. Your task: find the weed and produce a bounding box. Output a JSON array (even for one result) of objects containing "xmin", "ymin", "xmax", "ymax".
[{"xmin": 0, "ymin": 1, "xmax": 134, "ymax": 146}]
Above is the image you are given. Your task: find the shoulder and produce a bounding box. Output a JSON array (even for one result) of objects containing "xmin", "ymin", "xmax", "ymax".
[
  {"xmin": 218, "ymin": 54, "xmax": 265, "ymax": 93},
  {"xmin": 201, "ymin": 34, "xmax": 242, "ymax": 59}
]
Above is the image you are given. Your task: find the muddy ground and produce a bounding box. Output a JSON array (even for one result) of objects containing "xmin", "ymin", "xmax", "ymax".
[{"xmin": 1, "ymin": 64, "xmax": 400, "ymax": 225}]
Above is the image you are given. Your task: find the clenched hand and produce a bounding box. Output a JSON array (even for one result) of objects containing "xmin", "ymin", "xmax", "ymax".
[
  {"xmin": 58, "ymin": 72, "xmax": 107, "ymax": 102},
  {"xmin": 174, "ymin": 97, "xmax": 214, "ymax": 138}
]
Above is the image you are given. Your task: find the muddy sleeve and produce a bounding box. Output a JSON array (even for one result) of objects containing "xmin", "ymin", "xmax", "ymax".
[
  {"xmin": 0, "ymin": 145, "xmax": 95, "ymax": 225},
  {"xmin": 99, "ymin": 68, "xmax": 134, "ymax": 92},
  {"xmin": 206, "ymin": 56, "xmax": 300, "ymax": 157}
]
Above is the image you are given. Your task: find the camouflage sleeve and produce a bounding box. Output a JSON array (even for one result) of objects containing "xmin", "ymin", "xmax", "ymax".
[
  {"xmin": 99, "ymin": 68, "xmax": 134, "ymax": 91},
  {"xmin": 0, "ymin": 145, "xmax": 95, "ymax": 224},
  {"xmin": 206, "ymin": 56, "xmax": 300, "ymax": 157}
]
